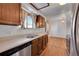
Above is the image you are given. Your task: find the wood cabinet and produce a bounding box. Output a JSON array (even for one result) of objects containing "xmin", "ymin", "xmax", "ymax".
[
  {"xmin": 38, "ymin": 37, "xmax": 43, "ymax": 54},
  {"xmin": 31, "ymin": 34, "xmax": 48, "ymax": 56},
  {"xmin": 31, "ymin": 39, "xmax": 38, "ymax": 56},
  {"xmin": 42, "ymin": 35, "xmax": 48, "ymax": 50},
  {"xmin": 0, "ymin": 3, "xmax": 21, "ymax": 25},
  {"xmin": 45, "ymin": 35, "xmax": 48, "ymax": 46},
  {"xmin": 42, "ymin": 36, "xmax": 46, "ymax": 50},
  {"xmin": 36, "ymin": 15, "xmax": 45, "ymax": 28},
  {"xmin": 0, "ymin": 4, "xmax": 2, "ymax": 19}
]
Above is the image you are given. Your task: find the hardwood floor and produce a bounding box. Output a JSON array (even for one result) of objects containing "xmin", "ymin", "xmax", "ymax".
[{"xmin": 41, "ymin": 37, "xmax": 68, "ymax": 56}]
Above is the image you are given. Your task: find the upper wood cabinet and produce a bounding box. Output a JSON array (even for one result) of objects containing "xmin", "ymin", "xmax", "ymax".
[
  {"xmin": 0, "ymin": 4, "xmax": 2, "ymax": 19},
  {"xmin": 0, "ymin": 3, "xmax": 21, "ymax": 25},
  {"xmin": 36, "ymin": 15, "xmax": 45, "ymax": 28}
]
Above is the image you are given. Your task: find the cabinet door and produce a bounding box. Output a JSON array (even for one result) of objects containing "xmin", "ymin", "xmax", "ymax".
[
  {"xmin": 38, "ymin": 37, "xmax": 43, "ymax": 55},
  {"xmin": 31, "ymin": 39, "xmax": 38, "ymax": 56},
  {"xmin": 42, "ymin": 36, "xmax": 46, "ymax": 50},
  {"xmin": 36, "ymin": 16, "xmax": 40, "ymax": 28},
  {"xmin": 42, "ymin": 35, "xmax": 48, "ymax": 50},
  {"xmin": 1, "ymin": 3, "xmax": 21, "ymax": 25},
  {"xmin": 0, "ymin": 4, "xmax": 2, "ymax": 19},
  {"xmin": 40, "ymin": 16, "xmax": 45, "ymax": 28},
  {"xmin": 46, "ymin": 35, "xmax": 48, "ymax": 46},
  {"xmin": 36, "ymin": 15, "xmax": 45, "ymax": 28}
]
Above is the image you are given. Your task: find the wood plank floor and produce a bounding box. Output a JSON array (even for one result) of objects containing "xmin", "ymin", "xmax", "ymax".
[{"xmin": 41, "ymin": 37, "xmax": 68, "ymax": 56}]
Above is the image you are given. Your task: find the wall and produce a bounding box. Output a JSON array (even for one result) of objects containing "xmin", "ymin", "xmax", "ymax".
[
  {"xmin": 47, "ymin": 14, "xmax": 66, "ymax": 38},
  {"xmin": 0, "ymin": 25, "xmax": 45, "ymax": 37},
  {"xmin": 46, "ymin": 4, "xmax": 73, "ymax": 38}
]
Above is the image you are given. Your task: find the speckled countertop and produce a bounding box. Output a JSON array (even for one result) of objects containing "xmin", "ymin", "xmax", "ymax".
[{"xmin": 0, "ymin": 33, "xmax": 47, "ymax": 53}]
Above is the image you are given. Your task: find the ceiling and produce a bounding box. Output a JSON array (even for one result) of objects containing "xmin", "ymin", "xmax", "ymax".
[
  {"xmin": 30, "ymin": 3, "xmax": 72, "ymax": 17},
  {"xmin": 30, "ymin": 3, "xmax": 49, "ymax": 10}
]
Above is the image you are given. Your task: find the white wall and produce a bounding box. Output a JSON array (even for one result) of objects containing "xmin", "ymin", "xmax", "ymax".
[
  {"xmin": 46, "ymin": 4, "xmax": 73, "ymax": 38},
  {"xmin": 47, "ymin": 13, "xmax": 66, "ymax": 38}
]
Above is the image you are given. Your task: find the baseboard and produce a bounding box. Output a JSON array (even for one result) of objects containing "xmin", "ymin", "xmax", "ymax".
[{"xmin": 48, "ymin": 36, "xmax": 66, "ymax": 39}]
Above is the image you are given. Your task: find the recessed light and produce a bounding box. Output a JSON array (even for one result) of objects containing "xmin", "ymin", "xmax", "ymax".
[
  {"xmin": 18, "ymin": 25, "xmax": 21, "ymax": 28},
  {"xmin": 61, "ymin": 20, "xmax": 64, "ymax": 23},
  {"xmin": 59, "ymin": 3, "xmax": 67, "ymax": 5}
]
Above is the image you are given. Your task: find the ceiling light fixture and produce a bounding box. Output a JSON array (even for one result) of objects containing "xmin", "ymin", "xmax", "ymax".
[
  {"xmin": 61, "ymin": 20, "xmax": 64, "ymax": 23},
  {"xmin": 59, "ymin": 3, "xmax": 67, "ymax": 5},
  {"xmin": 30, "ymin": 3, "xmax": 49, "ymax": 10}
]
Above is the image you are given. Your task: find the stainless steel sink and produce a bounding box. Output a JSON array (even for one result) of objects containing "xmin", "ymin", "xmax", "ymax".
[{"xmin": 26, "ymin": 34, "xmax": 38, "ymax": 38}]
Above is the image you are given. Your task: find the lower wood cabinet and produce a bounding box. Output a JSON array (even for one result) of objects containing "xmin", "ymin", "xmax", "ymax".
[
  {"xmin": 46, "ymin": 35, "xmax": 48, "ymax": 46},
  {"xmin": 31, "ymin": 39, "xmax": 38, "ymax": 56},
  {"xmin": 42, "ymin": 36, "xmax": 46, "ymax": 50},
  {"xmin": 31, "ymin": 34, "xmax": 48, "ymax": 56},
  {"xmin": 38, "ymin": 37, "xmax": 43, "ymax": 55}
]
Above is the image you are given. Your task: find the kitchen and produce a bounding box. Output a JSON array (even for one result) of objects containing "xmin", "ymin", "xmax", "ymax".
[
  {"xmin": 0, "ymin": 3, "xmax": 48, "ymax": 56},
  {"xmin": 0, "ymin": 3, "xmax": 78, "ymax": 56}
]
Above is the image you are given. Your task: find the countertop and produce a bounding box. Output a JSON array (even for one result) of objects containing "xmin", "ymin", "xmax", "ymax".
[{"xmin": 0, "ymin": 33, "xmax": 47, "ymax": 53}]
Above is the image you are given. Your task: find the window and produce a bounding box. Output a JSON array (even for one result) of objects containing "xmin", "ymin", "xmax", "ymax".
[
  {"xmin": 24, "ymin": 16, "xmax": 33, "ymax": 28},
  {"xmin": 27, "ymin": 16, "xmax": 33, "ymax": 28}
]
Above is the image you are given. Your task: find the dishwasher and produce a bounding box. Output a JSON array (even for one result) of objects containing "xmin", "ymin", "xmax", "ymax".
[
  {"xmin": 11, "ymin": 45, "xmax": 31, "ymax": 56},
  {"xmin": 19, "ymin": 45, "xmax": 31, "ymax": 56}
]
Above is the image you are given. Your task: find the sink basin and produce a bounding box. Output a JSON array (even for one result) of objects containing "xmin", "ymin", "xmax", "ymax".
[{"xmin": 26, "ymin": 34, "xmax": 38, "ymax": 38}]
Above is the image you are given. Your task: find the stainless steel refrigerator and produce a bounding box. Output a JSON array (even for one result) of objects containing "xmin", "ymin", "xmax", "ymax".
[{"xmin": 71, "ymin": 3, "xmax": 79, "ymax": 56}]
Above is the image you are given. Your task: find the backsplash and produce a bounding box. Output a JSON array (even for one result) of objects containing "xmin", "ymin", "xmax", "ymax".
[{"xmin": 0, "ymin": 25, "xmax": 45, "ymax": 37}]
